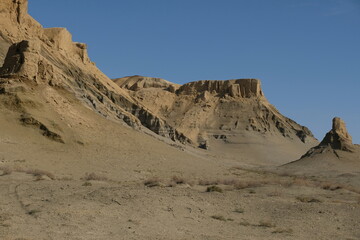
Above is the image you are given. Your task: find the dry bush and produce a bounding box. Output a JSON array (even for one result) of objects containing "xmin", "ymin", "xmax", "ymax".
[
  {"xmin": 296, "ymin": 196, "xmax": 322, "ymax": 203},
  {"xmin": 21, "ymin": 168, "xmax": 55, "ymax": 180},
  {"xmin": 258, "ymin": 220, "xmax": 276, "ymax": 228},
  {"xmin": 82, "ymin": 181, "xmax": 92, "ymax": 186},
  {"xmin": 320, "ymin": 182, "xmax": 342, "ymax": 191},
  {"xmin": 0, "ymin": 166, "xmax": 12, "ymax": 176},
  {"xmin": 211, "ymin": 215, "xmax": 226, "ymax": 221},
  {"xmin": 83, "ymin": 172, "xmax": 108, "ymax": 181},
  {"xmin": 206, "ymin": 185, "xmax": 223, "ymax": 193},
  {"xmin": 272, "ymin": 228, "xmax": 293, "ymax": 234},
  {"xmin": 199, "ymin": 178, "xmax": 264, "ymax": 189},
  {"xmin": 172, "ymin": 176, "xmax": 186, "ymax": 184},
  {"xmin": 234, "ymin": 208, "xmax": 244, "ymax": 213},
  {"xmin": 144, "ymin": 177, "xmax": 161, "ymax": 187},
  {"xmin": 168, "ymin": 176, "xmax": 194, "ymax": 187}
]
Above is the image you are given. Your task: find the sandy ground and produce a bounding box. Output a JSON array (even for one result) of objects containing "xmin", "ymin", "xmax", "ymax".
[{"xmin": 0, "ymin": 170, "xmax": 359, "ymax": 240}]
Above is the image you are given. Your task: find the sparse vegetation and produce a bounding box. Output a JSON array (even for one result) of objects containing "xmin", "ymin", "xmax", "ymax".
[
  {"xmin": 234, "ymin": 208, "xmax": 244, "ymax": 213},
  {"xmin": 82, "ymin": 181, "xmax": 92, "ymax": 186},
  {"xmin": 206, "ymin": 185, "xmax": 223, "ymax": 193},
  {"xmin": 272, "ymin": 228, "xmax": 293, "ymax": 234},
  {"xmin": 144, "ymin": 177, "xmax": 161, "ymax": 187},
  {"xmin": 296, "ymin": 196, "xmax": 322, "ymax": 203},
  {"xmin": 211, "ymin": 215, "xmax": 227, "ymax": 221},
  {"xmin": 199, "ymin": 178, "xmax": 264, "ymax": 190},
  {"xmin": 27, "ymin": 209, "xmax": 41, "ymax": 216},
  {"xmin": 258, "ymin": 220, "xmax": 276, "ymax": 228},
  {"xmin": 22, "ymin": 168, "xmax": 55, "ymax": 180},
  {"xmin": 172, "ymin": 176, "xmax": 186, "ymax": 184}
]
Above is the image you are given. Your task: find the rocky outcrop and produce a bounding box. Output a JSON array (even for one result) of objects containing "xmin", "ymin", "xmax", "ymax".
[
  {"xmin": 20, "ymin": 113, "xmax": 64, "ymax": 143},
  {"xmin": 301, "ymin": 117, "xmax": 354, "ymax": 158},
  {"xmin": 0, "ymin": 0, "xmax": 318, "ymax": 153},
  {"xmin": 177, "ymin": 79, "xmax": 263, "ymax": 98},
  {"xmin": 113, "ymin": 75, "xmax": 179, "ymax": 92},
  {"xmin": 115, "ymin": 74, "xmax": 317, "ymax": 151},
  {"xmin": 42, "ymin": 28, "xmax": 90, "ymax": 64},
  {"xmin": 0, "ymin": 0, "xmax": 191, "ymax": 145},
  {"xmin": 0, "ymin": 40, "xmax": 40, "ymax": 79},
  {"xmin": 319, "ymin": 117, "xmax": 353, "ymax": 152}
]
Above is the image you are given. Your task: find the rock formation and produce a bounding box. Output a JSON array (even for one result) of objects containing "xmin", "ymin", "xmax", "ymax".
[
  {"xmin": 114, "ymin": 75, "xmax": 318, "ymax": 162},
  {"xmin": 300, "ymin": 117, "xmax": 355, "ymax": 159},
  {"xmin": 320, "ymin": 117, "xmax": 353, "ymax": 152},
  {"xmin": 0, "ymin": 0, "xmax": 191, "ymax": 144},
  {"xmin": 114, "ymin": 75, "xmax": 179, "ymax": 92},
  {"xmin": 1, "ymin": 0, "xmax": 318, "ymax": 163},
  {"xmin": 177, "ymin": 79, "xmax": 263, "ymax": 98}
]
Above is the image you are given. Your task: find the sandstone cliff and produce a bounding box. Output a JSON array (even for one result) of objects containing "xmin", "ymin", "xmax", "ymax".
[
  {"xmin": 0, "ymin": 0, "xmax": 189, "ymax": 144},
  {"xmin": 114, "ymin": 75, "xmax": 318, "ymax": 163},
  {"xmin": 1, "ymin": 0, "xmax": 318, "ymax": 164}
]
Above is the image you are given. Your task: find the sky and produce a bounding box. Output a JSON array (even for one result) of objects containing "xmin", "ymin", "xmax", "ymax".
[{"xmin": 28, "ymin": 0, "xmax": 360, "ymax": 143}]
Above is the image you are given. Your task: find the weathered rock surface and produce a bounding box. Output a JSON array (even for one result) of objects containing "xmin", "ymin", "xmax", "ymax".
[
  {"xmin": 114, "ymin": 75, "xmax": 318, "ymax": 163},
  {"xmin": 177, "ymin": 79, "xmax": 263, "ymax": 98},
  {"xmin": 0, "ymin": 0, "xmax": 318, "ymax": 163},
  {"xmin": 0, "ymin": 0, "xmax": 190, "ymax": 144},
  {"xmin": 114, "ymin": 75, "xmax": 179, "ymax": 92},
  {"xmin": 300, "ymin": 117, "xmax": 355, "ymax": 159},
  {"xmin": 320, "ymin": 117, "xmax": 353, "ymax": 152}
]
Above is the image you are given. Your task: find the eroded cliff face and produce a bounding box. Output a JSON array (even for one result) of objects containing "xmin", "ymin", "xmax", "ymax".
[
  {"xmin": 113, "ymin": 75, "xmax": 317, "ymax": 156},
  {"xmin": 177, "ymin": 79, "xmax": 263, "ymax": 98},
  {"xmin": 0, "ymin": 0, "xmax": 318, "ymax": 162},
  {"xmin": 320, "ymin": 117, "xmax": 354, "ymax": 152},
  {"xmin": 114, "ymin": 75, "xmax": 180, "ymax": 92},
  {"xmin": 0, "ymin": 0, "xmax": 190, "ymax": 144}
]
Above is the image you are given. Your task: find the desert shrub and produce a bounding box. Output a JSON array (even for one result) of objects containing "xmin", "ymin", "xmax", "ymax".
[
  {"xmin": 211, "ymin": 215, "xmax": 226, "ymax": 221},
  {"xmin": 82, "ymin": 181, "xmax": 92, "ymax": 186},
  {"xmin": 296, "ymin": 196, "xmax": 322, "ymax": 203},
  {"xmin": 206, "ymin": 185, "xmax": 223, "ymax": 193},
  {"xmin": 258, "ymin": 220, "xmax": 276, "ymax": 228},
  {"xmin": 272, "ymin": 228, "xmax": 293, "ymax": 234},
  {"xmin": 320, "ymin": 182, "xmax": 342, "ymax": 191},
  {"xmin": 234, "ymin": 208, "xmax": 244, "ymax": 213},
  {"xmin": 172, "ymin": 176, "xmax": 186, "ymax": 184},
  {"xmin": 24, "ymin": 169, "xmax": 55, "ymax": 180},
  {"xmin": 144, "ymin": 177, "xmax": 160, "ymax": 187},
  {"xmin": 83, "ymin": 172, "xmax": 108, "ymax": 181},
  {"xmin": 27, "ymin": 209, "xmax": 41, "ymax": 215}
]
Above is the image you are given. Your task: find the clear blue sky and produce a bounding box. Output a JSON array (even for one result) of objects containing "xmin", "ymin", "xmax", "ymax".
[{"xmin": 28, "ymin": 0, "xmax": 360, "ymax": 143}]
